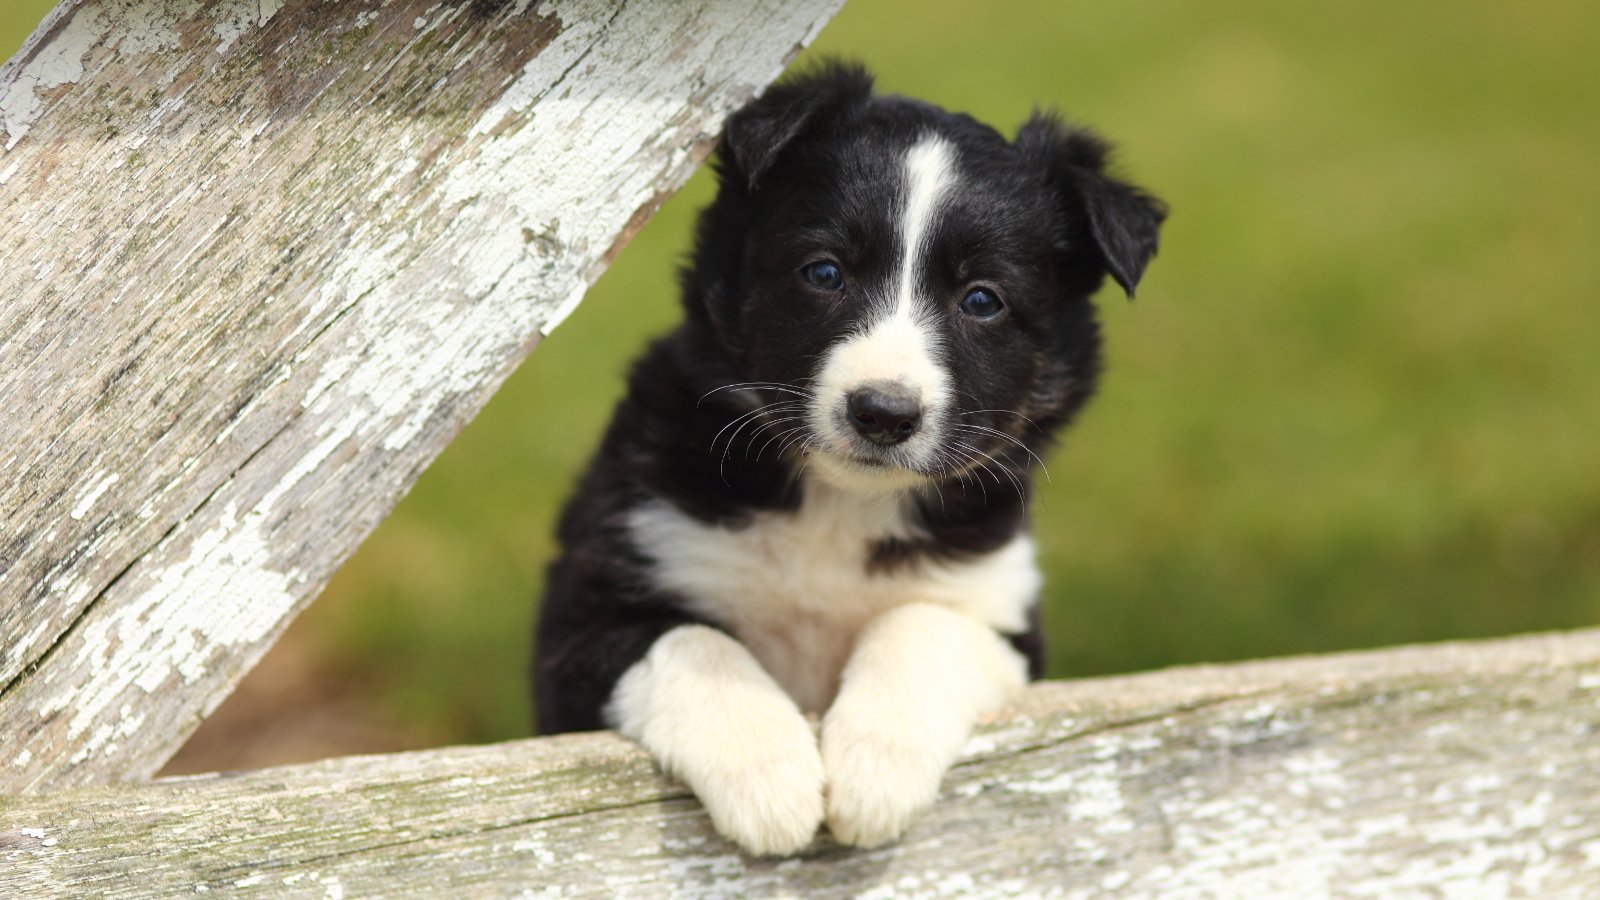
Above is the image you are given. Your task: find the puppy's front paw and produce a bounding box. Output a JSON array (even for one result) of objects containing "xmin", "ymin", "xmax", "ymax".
[
  {"xmin": 696, "ymin": 736, "xmax": 826, "ymax": 856},
  {"xmin": 609, "ymin": 626, "xmax": 825, "ymax": 856},
  {"xmin": 822, "ymin": 722, "xmax": 946, "ymax": 848}
]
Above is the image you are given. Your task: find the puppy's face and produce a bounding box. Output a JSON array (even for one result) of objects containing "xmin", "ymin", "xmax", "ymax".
[{"xmin": 693, "ymin": 65, "xmax": 1165, "ymax": 493}]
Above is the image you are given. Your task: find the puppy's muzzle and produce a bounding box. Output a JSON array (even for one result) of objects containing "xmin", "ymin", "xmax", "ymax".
[{"xmin": 847, "ymin": 382, "xmax": 922, "ymax": 446}]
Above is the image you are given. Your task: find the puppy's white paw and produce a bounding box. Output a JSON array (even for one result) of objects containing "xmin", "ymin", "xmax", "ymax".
[
  {"xmin": 696, "ymin": 736, "xmax": 826, "ymax": 856},
  {"xmin": 822, "ymin": 722, "xmax": 945, "ymax": 848},
  {"xmin": 819, "ymin": 603, "xmax": 1024, "ymax": 849},
  {"xmin": 607, "ymin": 626, "xmax": 825, "ymax": 856}
]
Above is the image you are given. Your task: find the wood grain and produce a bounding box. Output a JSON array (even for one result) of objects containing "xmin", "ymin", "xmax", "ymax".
[
  {"xmin": 0, "ymin": 0, "xmax": 842, "ymax": 793},
  {"xmin": 4, "ymin": 629, "xmax": 1599, "ymax": 897}
]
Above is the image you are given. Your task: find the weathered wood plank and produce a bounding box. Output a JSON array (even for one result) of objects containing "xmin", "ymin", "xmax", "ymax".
[
  {"xmin": 0, "ymin": 0, "xmax": 841, "ymax": 792},
  {"xmin": 4, "ymin": 629, "xmax": 1599, "ymax": 897}
]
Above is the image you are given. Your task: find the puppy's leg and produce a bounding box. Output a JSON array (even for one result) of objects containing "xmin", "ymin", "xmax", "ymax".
[
  {"xmin": 607, "ymin": 624, "xmax": 825, "ymax": 856},
  {"xmin": 822, "ymin": 602, "xmax": 1027, "ymax": 847}
]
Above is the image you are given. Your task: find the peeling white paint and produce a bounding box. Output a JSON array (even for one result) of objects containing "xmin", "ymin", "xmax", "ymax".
[
  {"xmin": 22, "ymin": 829, "xmax": 58, "ymax": 848},
  {"xmin": 1510, "ymin": 791, "xmax": 1552, "ymax": 830},
  {"xmin": 27, "ymin": 416, "xmax": 365, "ymax": 763},
  {"xmin": 1127, "ymin": 735, "xmax": 1163, "ymax": 752},
  {"xmin": 507, "ymin": 836, "xmax": 558, "ymax": 866},
  {"xmin": 114, "ymin": 1, "xmax": 198, "ymax": 56},
  {"xmin": 70, "ymin": 471, "xmax": 120, "ymax": 521},
  {"xmin": 0, "ymin": 0, "xmax": 202, "ymax": 149},
  {"xmin": 539, "ymin": 279, "xmax": 592, "ymax": 337},
  {"xmin": 1100, "ymin": 870, "xmax": 1132, "ymax": 891},
  {"xmin": 1, "ymin": 4, "xmax": 106, "ymax": 150},
  {"xmin": 1004, "ymin": 768, "xmax": 1077, "ymax": 795},
  {"xmin": 960, "ymin": 720, "xmax": 1039, "ymax": 757},
  {"xmin": 469, "ymin": 12, "xmax": 608, "ymax": 138},
  {"xmin": 13, "ymin": 659, "xmax": 1600, "ymax": 894},
  {"xmin": 35, "ymin": 495, "xmax": 298, "ymax": 763},
  {"xmin": 1282, "ymin": 750, "xmax": 1348, "ymax": 797},
  {"xmin": 1241, "ymin": 701, "xmax": 1277, "ymax": 722},
  {"xmin": 212, "ymin": 0, "xmax": 279, "ymax": 56},
  {"xmin": 0, "ymin": 0, "xmax": 838, "ymax": 792}
]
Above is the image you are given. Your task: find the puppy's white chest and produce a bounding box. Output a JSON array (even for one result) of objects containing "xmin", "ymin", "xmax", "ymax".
[{"xmin": 627, "ymin": 481, "xmax": 1039, "ymax": 711}]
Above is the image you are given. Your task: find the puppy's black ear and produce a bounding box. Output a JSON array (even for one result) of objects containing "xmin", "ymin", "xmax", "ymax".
[
  {"xmin": 723, "ymin": 61, "xmax": 874, "ymax": 190},
  {"xmin": 1015, "ymin": 111, "xmax": 1168, "ymax": 296}
]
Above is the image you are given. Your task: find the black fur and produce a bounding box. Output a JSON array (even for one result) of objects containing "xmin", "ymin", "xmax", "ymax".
[{"xmin": 533, "ymin": 61, "xmax": 1164, "ymax": 734}]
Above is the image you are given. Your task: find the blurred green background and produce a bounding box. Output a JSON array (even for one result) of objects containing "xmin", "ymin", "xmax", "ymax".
[{"xmin": 7, "ymin": 0, "xmax": 1598, "ymax": 761}]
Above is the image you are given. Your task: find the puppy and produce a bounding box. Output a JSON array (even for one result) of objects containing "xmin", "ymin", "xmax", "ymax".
[{"xmin": 533, "ymin": 61, "xmax": 1165, "ymax": 855}]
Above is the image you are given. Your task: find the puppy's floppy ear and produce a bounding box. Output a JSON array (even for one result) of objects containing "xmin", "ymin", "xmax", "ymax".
[
  {"xmin": 1015, "ymin": 111, "xmax": 1168, "ymax": 296},
  {"xmin": 723, "ymin": 60, "xmax": 874, "ymax": 190}
]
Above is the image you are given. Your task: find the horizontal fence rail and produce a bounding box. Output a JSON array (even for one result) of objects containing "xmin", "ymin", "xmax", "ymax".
[{"xmin": 4, "ymin": 629, "xmax": 1599, "ymax": 897}]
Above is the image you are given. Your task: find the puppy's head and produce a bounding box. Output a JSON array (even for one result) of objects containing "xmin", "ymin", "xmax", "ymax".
[{"xmin": 687, "ymin": 62, "xmax": 1166, "ymax": 493}]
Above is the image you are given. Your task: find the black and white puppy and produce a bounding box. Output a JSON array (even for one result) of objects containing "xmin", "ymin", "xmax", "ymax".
[{"xmin": 534, "ymin": 62, "xmax": 1164, "ymax": 855}]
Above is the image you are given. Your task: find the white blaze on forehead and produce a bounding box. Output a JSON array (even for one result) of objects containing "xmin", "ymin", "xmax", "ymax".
[
  {"xmin": 810, "ymin": 136, "xmax": 958, "ymax": 479},
  {"xmin": 892, "ymin": 136, "xmax": 956, "ymax": 318}
]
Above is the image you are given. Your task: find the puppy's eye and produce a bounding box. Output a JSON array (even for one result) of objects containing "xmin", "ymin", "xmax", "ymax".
[
  {"xmin": 958, "ymin": 288, "xmax": 1004, "ymax": 320},
  {"xmin": 801, "ymin": 260, "xmax": 845, "ymax": 291}
]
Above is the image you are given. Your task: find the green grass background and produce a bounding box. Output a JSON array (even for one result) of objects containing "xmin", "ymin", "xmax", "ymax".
[{"xmin": 8, "ymin": 1, "xmax": 1598, "ymax": 746}]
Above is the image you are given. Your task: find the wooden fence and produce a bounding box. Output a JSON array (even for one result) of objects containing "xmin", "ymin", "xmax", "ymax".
[
  {"xmin": 6, "ymin": 630, "xmax": 1600, "ymax": 895},
  {"xmin": 2, "ymin": 1, "xmax": 1596, "ymax": 896},
  {"xmin": 0, "ymin": 0, "xmax": 840, "ymax": 792}
]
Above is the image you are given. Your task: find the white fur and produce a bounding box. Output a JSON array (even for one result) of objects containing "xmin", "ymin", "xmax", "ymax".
[
  {"xmin": 621, "ymin": 480, "xmax": 1035, "ymax": 852},
  {"xmin": 810, "ymin": 136, "xmax": 957, "ymax": 484},
  {"xmin": 809, "ymin": 311, "xmax": 953, "ymax": 479},
  {"xmin": 605, "ymin": 625, "xmax": 825, "ymax": 856},
  {"xmin": 626, "ymin": 476, "xmax": 1039, "ymax": 712},
  {"xmin": 610, "ymin": 136, "xmax": 1032, "ymax": 855},
  {"xmin": 891, "ymin": 138, "xmax": 956, "ymax": 320},
  {"xmin": 823, "ymin": 602, "xmax": 1029, "ymax": 847}
]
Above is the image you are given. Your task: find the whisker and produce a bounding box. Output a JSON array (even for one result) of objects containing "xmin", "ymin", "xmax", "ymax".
[
  {"xmin": 949, "ymin": 386, "xmax": 985, "ymax": 407},
  {"xmin": 757, "ymin": 427, "xmax": 807, "ymax": 462},
  {"xmin": 959, "ymin": 409, "xmax": 1044, "ymax": 433},
  {"xmin": 722, "ymin": 402, "xmax": 799, "ymax": 466},
  {"xmin": 698, "ymin": 382, "xmax": 817, "ymax": 406},
  {"xmin": 710, "ymin": 400, "xmax": 795, "ymax": 453},
  {"xmin": 933, "ymin": 444, "xmax": 980, "ymax": 495},
  {"xmin": 954, "ymin": 423, "xmax": 1051, "ymax": 483},
  {"xmin": 742, "ymin": 409, "xmax": 807, "ymax": 449},
  {"xmin": 751, "ymin": 418, "xmax": 810, "ymax": 460},
  {"xmin": 925, "ymin": 451, "xmax": 961, "ymax": 516},
  {"xmin": 944, "ymin": 443, "xmax": 988, "ymax": 505},
  {"xmin": 777, "ymin": 426, "xmax": 816, "ymax": 458},
  {"xmin": 950, "ymin": 441, "xmax": 1002, "ymax": 485},
  {"xmin": 712, "ymin": 402, "xmax": 805, "ymax": 488},
  {"xmin": 952, "ymin": 439, "xmax": 1027, "ymax": 505},
  {"xmin": 724, "ymin": 385, "xmax": 817, "ymax": 400}
]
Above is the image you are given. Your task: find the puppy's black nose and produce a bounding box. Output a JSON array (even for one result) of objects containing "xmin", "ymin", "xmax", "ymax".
[{"xmin": 848, "ymin": 385, "xmax": 922, "ymax": 446}]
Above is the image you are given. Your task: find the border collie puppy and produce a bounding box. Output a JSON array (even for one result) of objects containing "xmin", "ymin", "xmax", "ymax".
[{"xmin": 534, "ymin": 62, "xmax": 1164, "ymax": 855}]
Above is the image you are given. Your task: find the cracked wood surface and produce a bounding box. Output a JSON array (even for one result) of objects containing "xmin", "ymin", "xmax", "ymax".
[
  {"xmin": 4, "ymin": 629, "xmax": 1600, "ymax": 897},
  {"xmin": 0, "ymin": 0, "xmax": 842, "ymax": 793}
]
